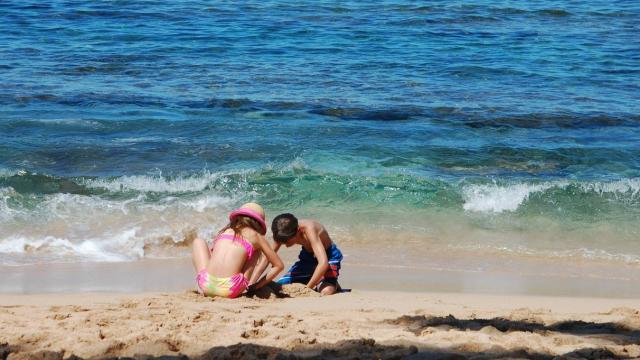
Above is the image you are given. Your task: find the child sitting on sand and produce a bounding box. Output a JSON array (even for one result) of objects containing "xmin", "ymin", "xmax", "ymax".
[
  {"xmin": 191, "ymin": 203, "xmax": 283, "ymax": 298},
  {"xmin": 255, "ymin": 213, "xmax": 343, "ymax": 295}
]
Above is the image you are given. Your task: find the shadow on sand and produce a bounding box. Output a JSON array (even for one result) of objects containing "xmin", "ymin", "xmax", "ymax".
[
  {"xmin": 388, "ymin": 314, "xmax": 640, "ymax": 346},
  {"xmin": 1, "ymin": 337, "xmax": 631, "ymax": 360},
  {"xmin": 243, "ymin": 282, "xmax": 291, "ymax": 299}
]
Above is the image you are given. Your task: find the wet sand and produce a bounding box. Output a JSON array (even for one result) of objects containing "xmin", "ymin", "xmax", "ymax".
[{"xmin": 2, "ymin": 251, "xmax": 640, "ymax": 298}]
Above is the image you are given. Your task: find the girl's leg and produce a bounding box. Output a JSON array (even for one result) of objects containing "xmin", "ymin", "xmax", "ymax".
[{"xmin": 192, "ymin": 238, "xmax": 210, "ymax": 272}]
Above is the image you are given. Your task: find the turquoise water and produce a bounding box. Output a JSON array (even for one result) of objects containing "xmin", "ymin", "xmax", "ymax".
[{"xmin": 1, "ymin": 1, "xmax": 639, "ymax": 266}]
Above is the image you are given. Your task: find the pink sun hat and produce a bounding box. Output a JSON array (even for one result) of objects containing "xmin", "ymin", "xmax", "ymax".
[{"xmin": 229, "ymin": 202, "xmax": 267, "ymax": 235}]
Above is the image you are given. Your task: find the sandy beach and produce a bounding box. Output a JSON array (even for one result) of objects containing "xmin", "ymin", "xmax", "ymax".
[
  {"xmin": 1, "ymin": 283, "xmax": 639, "ymax": 360},
  {"xmin": 2, "ymin": 256, "xmax": 640, "ymax": 359}
]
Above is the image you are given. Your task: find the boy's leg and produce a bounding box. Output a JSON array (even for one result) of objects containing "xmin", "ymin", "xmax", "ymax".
[
  {"xmin": 318, "ymin": 281, "xmax": 338, "ymax": 295},
  {"xmin": 317, "ymin": 258, "xmax": 341, "ymax": 295},
  {"xmin": 277, "ymin": 247, "xmax": 317, "ymax": 284},
  {"xmin": 192, "ymin": 238, "xmax": 210, "ymax": 272},
  {"xmin": 276, "ymin": 259, "xmax": 313, "ymax": 285},
  {"xmin": 276, "ymin": 266, "xmax": 311, "ymax": 284}
]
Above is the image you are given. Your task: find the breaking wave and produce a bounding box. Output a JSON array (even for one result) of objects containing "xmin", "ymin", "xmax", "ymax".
[
  {"xmin": 1, "ymin": 166, "xmax": 639, "ymax": 265},
  {"xmin": 462, "ymin": 179, "xmax": 640, "ymax": 213}
]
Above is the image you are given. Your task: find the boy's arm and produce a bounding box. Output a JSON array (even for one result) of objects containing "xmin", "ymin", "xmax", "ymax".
[
  {"xmin": 305, "ymin": 228, "xmax": 329, "ymax": 290},
  {"xmin": 250, "ymin": 240, "xmax": 283, "ymax": 290}
]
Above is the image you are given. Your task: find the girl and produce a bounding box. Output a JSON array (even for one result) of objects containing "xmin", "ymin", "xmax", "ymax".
[{"xmin": 192, "ymin": 202, "xmax": 283, "ymax": 298}]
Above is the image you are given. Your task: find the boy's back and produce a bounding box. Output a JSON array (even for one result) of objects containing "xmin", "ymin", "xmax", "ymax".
[{"xmin": 295, "ymin": 219, "xmax": 333, "ymax": 252}]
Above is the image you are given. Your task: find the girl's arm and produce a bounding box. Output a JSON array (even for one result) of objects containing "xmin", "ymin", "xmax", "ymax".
[
  {"xmin": 250, "ymin": 241, "xmax": 281, "ymax": 285},
  {"xmin": 248, "ymin": 253, "xmax": 265, "ymax": 285},
  {"xmin": 251, "ymin": 238, "xmax": 283, "ymax": 290}
]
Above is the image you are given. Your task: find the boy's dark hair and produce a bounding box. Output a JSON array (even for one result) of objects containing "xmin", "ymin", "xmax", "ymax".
[{"xmin": 272, "ymin": 213, "xmax": 298, "ymax": 243}]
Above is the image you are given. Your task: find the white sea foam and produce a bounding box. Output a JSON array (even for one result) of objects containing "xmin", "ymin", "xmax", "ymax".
[
  {"xmin": 0, "ymin": 228, "xmax": 142, "ymax": 263},
  {"xmin": 24, "ymin": 118, "xmax": 103, "ymax": 127},
  {"xmin": 0, "ymin": 187, "xmax": 236, "ymax": 265},
  {"xmin": 580, "ymin": 178, "xmax": 640, "ymax": 199},
  {"xmin": 0, "ymin": 187, "xmax": 22, "ymax": 222},
  {"xmin": 463, "ymin": 179, "xmax": 640, "ymax": 213},
  {"xmin": 262, "ymin": 157, "xmax": 308, "ymax": 173},
  {"xmin": 112, "ymin": 136, "xmax": 163, "ymax": 143},
  {"xmin": 560, "ymin": 247, "xmax": 640, "ymax": 264},
  {"xmin": 83, "ymin": 171, "xmax": 221, "ymax": 193},
  {"xmin": 182, "ymin": 194, "xmax": 232, "ymax": 212},
  {"xmin": 462, "ymin": 181, "xmax": 564, "ymax": 213},
  {"xmin": 284, "ymin": 156, "xmax": 307, "ymax": 171},
  {"xmin": 0, "ymin": 168, "xmax": 19, "ymax": 178}
]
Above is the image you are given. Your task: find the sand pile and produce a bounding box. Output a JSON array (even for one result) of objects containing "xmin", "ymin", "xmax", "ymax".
[{"xmin": 248, "ymin": 283, "xmax": 321, "ymax": 300}]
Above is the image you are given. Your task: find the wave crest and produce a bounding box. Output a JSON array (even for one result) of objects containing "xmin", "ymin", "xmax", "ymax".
[
  {"xmin": 463, "ymin": 182, "xmax": 559, "ymax": 213},
  {"xmin": 463, "ymin": 179, "xmax": 640, "ymax": 213},
  {"xmin": 82, "ymin": 171, "xmax": 222, "ymax": 193}
]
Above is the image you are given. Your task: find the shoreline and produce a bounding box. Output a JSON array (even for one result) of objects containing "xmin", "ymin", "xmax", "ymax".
[
  {"xmin": 1, "ymin": 289, "xmax": 639, "ymax": 359},
  {"xmin": 2, "ymin": 253, "xmax": 640, "ymax": 298}
]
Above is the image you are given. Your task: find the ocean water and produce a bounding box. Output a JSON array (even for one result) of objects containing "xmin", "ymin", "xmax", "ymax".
[{"xmin": 1, "ymin": 1, "xmax": 639, "ymax": 267}]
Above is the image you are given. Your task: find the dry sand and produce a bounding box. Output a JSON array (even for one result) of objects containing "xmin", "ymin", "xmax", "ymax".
[{"xmin": 1, "ymin": 283, "xmax": 639, "ymax": 360}]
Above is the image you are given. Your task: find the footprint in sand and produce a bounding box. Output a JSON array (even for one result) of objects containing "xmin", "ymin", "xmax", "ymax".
[
  {"xmin": 47, "ymin": 313, "xmax": 71, "ymax": 321},
  {"xmin": 263, "ymin": 314, "xmax": 295, "ymax": 329},
  {"xmin": 192, "ymin": 311, "xmax": 210, "ymax": 322},
  {"xmin": 285, "ymin": 336, "xmax": 317, "ymax": 349},
  {"xmin": 160, "ymin": 338, "xmax": 182, "ymax": 352},
  {"xmin": 104, "ymin": 341, "xmax": 128, "ymax": 356},
  {"xmin": 603, "ymin": 307, "xmax": 640, "ymax": 318},
  {"xmin": 241, "ymin": 328, "xmax": 269, "ymax": 339},
  {"xmin": 119, "ymin": 301, "xmax": 139, "ymax": 309},
  {"xmin": 49, "ymin": 305, "xmax": 89, "ymax": 313}
]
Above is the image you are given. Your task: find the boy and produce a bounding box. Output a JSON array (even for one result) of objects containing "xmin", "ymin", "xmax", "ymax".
[{"xmin": 253, "ymin": 213, "xmax": 343, "ymax": 295}]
